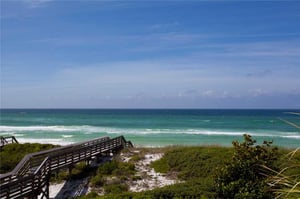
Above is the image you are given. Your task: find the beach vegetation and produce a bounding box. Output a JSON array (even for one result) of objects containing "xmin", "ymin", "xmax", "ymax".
[
  {"xmin": 1, "ymin": 139, "xmax": 299, "ymax": 199},
  {"xmin": 50, "ymin": 161, "xmax": 94, "ymax": 183},
  {"xmin": 264, "ymin": 148, "xmax": 300, "ymax": 199},
  {"xmin": 265, "ymin": 112, "xmax": 300, "ymax": 199},
  {"xmin": 0, "ymin": 143, "xmax": 57, "ymax": 173},
  {"xmin": 103, "ymin": 182, "xmax": 129, "ymax": 194},
  {"xmin": 80, "ymin": 135, "xmax": 300, "ymax": 199},
  {"xmin": 81, "ymin": 146, "xmax": 233, "ymax": 199},
  {"xmin": 82, "ymin": 180, "xmax": 215, "ymax": 199},
  {"xmin": 215, "ymin": 134, "xmax": 279, "ymax": 199},
  {"xmin": 151, "ymin": 146, "xmax": 233, "ymax": 180},
  {"xmin": 90, "ymin": 159, "xmax": 135, "ymax": 194},
  {"xmin": 83, "ymin": 191, "xmax": 99, "ymax": 199}
]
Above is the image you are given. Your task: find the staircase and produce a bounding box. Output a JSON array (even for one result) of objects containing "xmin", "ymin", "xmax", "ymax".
[{"xmin": 0, "ymin": 136, "xmax": 133, "ymax": 199}]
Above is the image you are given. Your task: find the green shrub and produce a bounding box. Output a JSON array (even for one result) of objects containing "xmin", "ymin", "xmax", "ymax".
[
  {"xmin": 113, "ymin": 162, "xmax": 135, "ymax": 176},
  {"xmin": 104, "ymin": 183, "xmax": 129, "ymax": 194},
  {"xmin": 91, "ymin": 175, "xmax": 105, "ymax": 187},
  {"xmin": 150, "ymin": 156, "xmax": 169, "ymax": 173},
  {"xmin": 98, "ymin": 160, "xmax": 119, "ymax": 175},
  {"xmin": 55, "ymin": 171, "xmax": 69, "ymax": 181},
  {"xmin": 215, "ymin": 134, "xmax": 279, "ymax": 199},
  {"xmin": 91, "ymin": 158, "xmax": 136, "ymax": 193},
  {"xmin": 130, "ymin": 154, "xmax": 144, "ymax": 162},
  {"xmin": 0, "ymin": 143, "xmax": 57, "ymax": 173},
  {"xmin": 96, "ymin": 160, "xmax": 135, "ymax": 178},
  {"xmin": 95, "ymin": 180, "xmax": 216, "ymax": 199},
  {"xmin": 80, "ymin": 145, "xmax": 299, "ymax": 199},
  {"xmin": 151, "ymin": 146, "xmax": 233, "ymax": 180},
  {"xmin": 80, "ymin": 191, "xmax": 99, "ymax": 199}
]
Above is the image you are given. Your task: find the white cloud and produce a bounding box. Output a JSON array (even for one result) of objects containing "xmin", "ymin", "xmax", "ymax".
[
  {"xmin": 248, "ymin": 89, "xmax": 269, "ymax": 97},
  {"xmin": 201, "ymin": 90, "xmax": 215, "ymax": 98},
  {"xmin": 21, "ymin": 0, "xmax": 52, "ymax": 8},
  {"xmin": 148, "ymin": 22, "xmax": 180, "ymax": 30}
]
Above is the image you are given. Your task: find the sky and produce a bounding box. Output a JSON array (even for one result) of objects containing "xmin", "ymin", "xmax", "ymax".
[{"xmin": 1, "ymin": 0, "xmax": 300, "ymax": 109}]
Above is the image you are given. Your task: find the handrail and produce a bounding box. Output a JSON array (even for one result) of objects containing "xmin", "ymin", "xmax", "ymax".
[
  {"xmin": 0, "ymin": 136, "xmax": 110, "ymax": 179},
  {"xmin": 0, "ymin": 136, "xmax": 133, "ymax": 199},
  {"xmin": 0, "ymin": 136, "xmax": 18, "ymax": 148}
]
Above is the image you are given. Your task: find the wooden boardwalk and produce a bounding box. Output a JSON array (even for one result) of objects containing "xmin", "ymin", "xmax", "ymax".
[
  {"xmin": 0, "ymin": 136, "xmax": 133, "ymax": 199},
  {"xmin": 0, "ymin": 136, "xmax": 19, "ymax": 148}
]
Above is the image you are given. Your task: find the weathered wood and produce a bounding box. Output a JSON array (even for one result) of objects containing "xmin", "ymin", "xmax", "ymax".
[
  {"xmin": 0, "ymin": 136, "xmax": 133, "ymax": 199},
  {"xmin": 0, "ymin": 136, "xmax": 18, "ymax": 148}
]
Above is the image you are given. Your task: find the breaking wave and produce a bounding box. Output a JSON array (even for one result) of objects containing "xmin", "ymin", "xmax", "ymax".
[{"xmin": 0, "ymin": 125, "xmax": 299, "ymax": 139}]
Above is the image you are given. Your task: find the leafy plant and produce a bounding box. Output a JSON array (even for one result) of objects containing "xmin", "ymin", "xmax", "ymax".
[
  {"xmin": 90, "ymin": 158, "xmax": 135, "ymax": 194},
  {"xmin": 104, "ymin": 183, "xmax": 129, "ymax": 194},
  {"xmin": 215, "ymin": 134, "xmax": 279, "ymax": 199},
  {"xmin": 151, "ymin": 146, "xmax": 233, "ymax": 180}
]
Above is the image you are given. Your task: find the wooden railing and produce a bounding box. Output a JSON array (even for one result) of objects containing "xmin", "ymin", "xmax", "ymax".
[
  {"xmin": 0, "ymin": 136, "xmax": 133, "ymax": 199},
  {"xmin": 0, "ymin": 136, "xmax": 18, "ymax": 148}
]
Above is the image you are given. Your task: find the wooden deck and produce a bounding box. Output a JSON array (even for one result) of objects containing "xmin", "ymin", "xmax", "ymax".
[{"xmin": 0, "ymin": 136, "xmax": 133, "ymax": 199}]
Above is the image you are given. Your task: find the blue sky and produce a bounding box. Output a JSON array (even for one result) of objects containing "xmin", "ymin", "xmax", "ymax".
[{"xmin": 1, "ymin": 1, "xmax": 300, "ymax": 108}]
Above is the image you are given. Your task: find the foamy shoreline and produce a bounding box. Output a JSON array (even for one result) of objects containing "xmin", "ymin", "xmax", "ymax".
[
  {"xmin": 16, "ymin": 138, "xmax": 74, "ymax": 146},
  {"xmin": 12, "ymin": 138, "xmax": 169, "ymax": 148},
  {"xmin": 2, "ymin": 125, "xmax": 300, "ymax": 139}
]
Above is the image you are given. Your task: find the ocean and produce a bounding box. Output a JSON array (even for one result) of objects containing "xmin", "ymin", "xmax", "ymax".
[{"xmin": 0, "ymin": 109, "xmax": 299, "ymax": 148}]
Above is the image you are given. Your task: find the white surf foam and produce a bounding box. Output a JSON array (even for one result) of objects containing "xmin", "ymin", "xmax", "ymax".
[
  {"xmin": 0, "ymin": 125, "xmax": 104, "ymax": 133},
  {"xmin": 1, "ymin": 125, "xmax": 299, "ymax": 140},
  {"xmin": 0, "ymin": 126, "xmax": 75, "ymax": 132},
  {"xmin": 62, "ymin": 135, "xmax": 73, "ymax": 138},
  {"xmin": 16, "ymin": 138, "xmax": 74, "ymax": 145},
  {"xmin": 0, "ymin": 132, "xmax": 25, "ymax": 137},
  {"xmin": 281, "ymin": 135, "xmax": 300, "ymax": 139}
]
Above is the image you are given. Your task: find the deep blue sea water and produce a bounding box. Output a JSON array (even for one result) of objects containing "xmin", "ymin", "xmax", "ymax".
[{"xmin": 0, "ymin": 109, "xmax": 299, "ymax": 148}]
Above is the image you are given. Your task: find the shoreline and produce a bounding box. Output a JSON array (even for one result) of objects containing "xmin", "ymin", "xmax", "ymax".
[
  {"xmin": 4, "ymin": 138, "xmax": 299, "ymax": 150},
  {"xmin": 1, "ymin": 109, "xmax": 299, "ymax": 148},
  {"xmin": 1, "ymin": 129, "xmax": 299, "ymax": 149}
]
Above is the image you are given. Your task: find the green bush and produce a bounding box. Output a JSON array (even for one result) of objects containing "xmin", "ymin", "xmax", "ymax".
[
  {"xmin": 90, "ymin": 158, "xmax": 136, "ymax": 194},
  {"xmin": 130, "ymin": 154, "xmax": 143, "ymax": 162},
  {"xmin": 151, "ymin": 146, "xmax": 233, "ymax": 180},
  {"xmin": 91, "ymin": 175, "xmax": 105, "ymax": 187},
  {"xmin": 104, "ymin": 183, "xmax": 129, "ymax": 194},
  {"xmin": 97, "ymin": 180, "xmax": 215, "ymax": 199},
  {"xmin": 98, "ymin": 160, "xmax": 119, "ymax": 175},
  {"xmin": 96, "ymin": 160, "xmax": 135, "ymax": 178},
  {"xmin": 80, "ymin": 144, "xmax": 299, "ymax": 199},
  {"xmin": 113, "ymin": 162, "xmax": 135, "ymax": 176},
  {"xmin": 80, "ymin": 191, "xmax": 99, "ymax": 199},
  {"xmin": 215, "ymin": 134, "xmax": 279, "ymax": 199},
  {"xmin": 0, "ymin": 143, "xmax": 57, "ymax": 173}
]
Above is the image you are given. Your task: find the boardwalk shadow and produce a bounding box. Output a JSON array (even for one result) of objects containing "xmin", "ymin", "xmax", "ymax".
[
  {"xmin": 52, "ymin": 177, "xmax": 90, "ymax": 199},
  {"xmin": 52, "ymin": 157, "xmax": 113, "ymax": 199}
]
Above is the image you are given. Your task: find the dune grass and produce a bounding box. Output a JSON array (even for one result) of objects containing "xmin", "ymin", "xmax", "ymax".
[
  {"xmin": 81, "ymin": 139, "xmax": 299, "ymax": 199},
  {"xmin": 1, "ymin": 140, "xmax": 299, "ymax": 199},
  {"xmin": 0, "ymin": 143, "xmax": 58, "ymax": 174}
]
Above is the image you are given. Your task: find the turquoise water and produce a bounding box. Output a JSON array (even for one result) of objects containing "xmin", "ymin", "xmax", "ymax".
[{"xmin": 0, "ymin": 109, "xmax": 299, "ymax": 148}]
